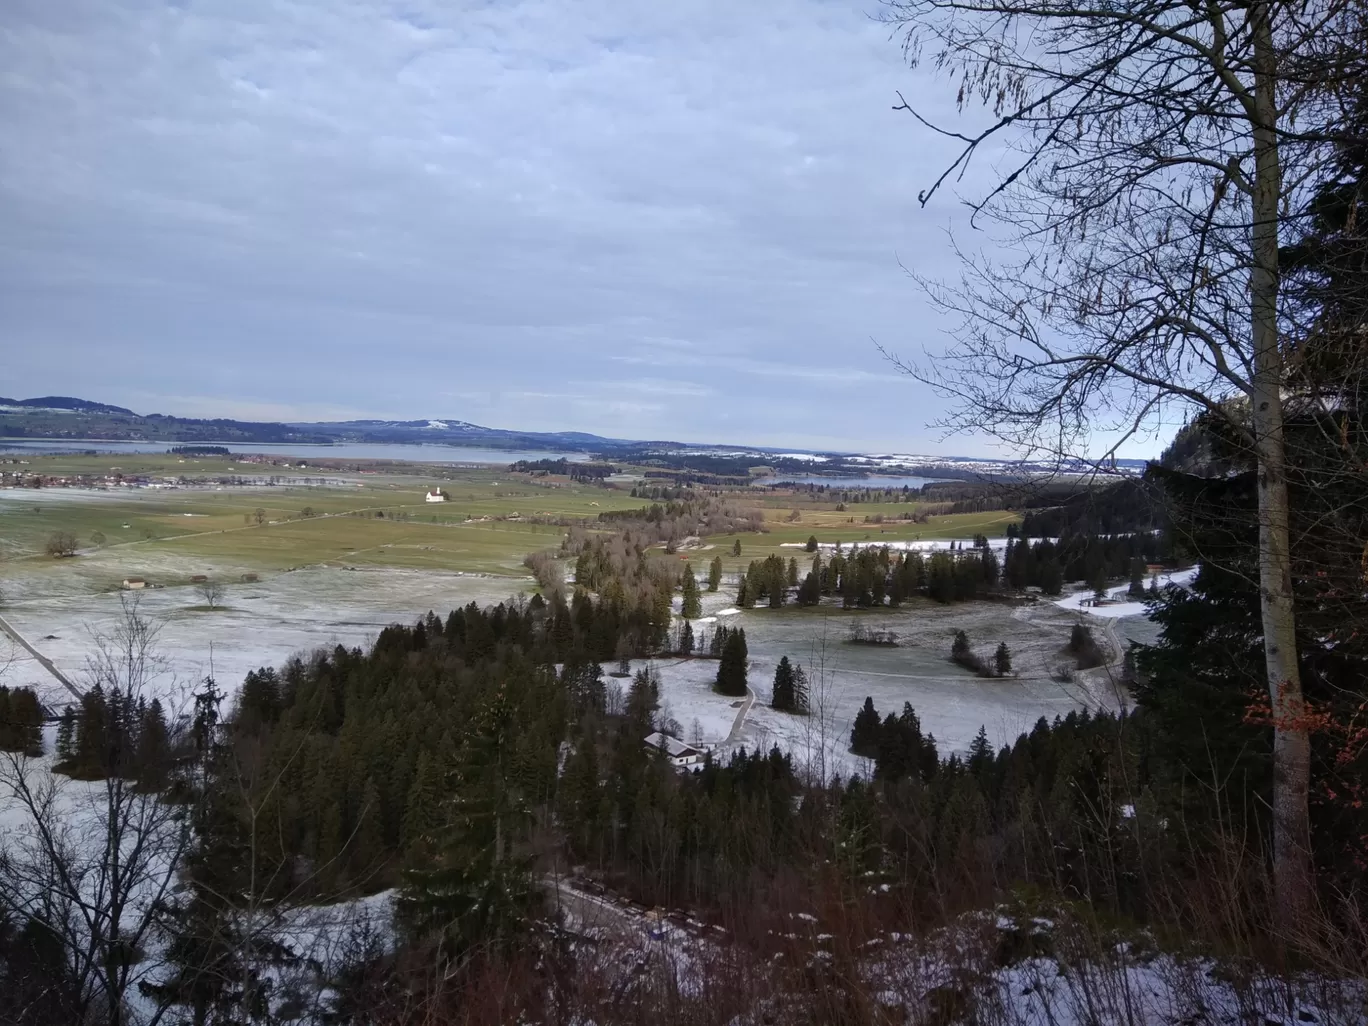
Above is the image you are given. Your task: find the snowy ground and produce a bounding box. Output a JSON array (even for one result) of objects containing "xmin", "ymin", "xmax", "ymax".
[
  {"xmin": 2, "ymin": 544, "xmax": 1182, "ymax": 784},
  {"xmin": 780, "ymin": 537, "xmax": 1036, "ymax": 555},
  {"xmin": 1051, "ymin": 566, "xmax": 1197, "ymax": 619},
  {"xmin": 0, "ymin": 567, "xmax": 528, "ymax": 709},
  {"xmin": 650, "ymin": 586, "xmax": 1137, "ymax": 781}
]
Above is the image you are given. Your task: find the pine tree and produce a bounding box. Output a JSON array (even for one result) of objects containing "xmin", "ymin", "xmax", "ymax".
[
  {"xmin": 850, "ymin": 697, "xmax": 881, "ymax": 758},
  {"xmin": 680, "ymin": 621, "xmax": 695, "ymax": 656},
  {"xmin": 403, "ymin": 751, "xmax": 444, "ymax": 854},
  {"xmin": 715, "ymin": 630, "xmax": 749, "ymax": 697},
  {"xmin": 792, "ymin": 664, "xmax": 810, "ymax": 715},
  {"xmin": 55, "ymin": 707, "xmax": 76, "ymax": 768},
  {"xmin": 399, "ymin": 685, "xmax": 543, "ymax": 961},
  {"xmin": 72, "ymin": 684, "xmax": 110, "ymax": 779},
  {"xmin": 680, "ymin": 565, "xmax": 702, "ymax": 619},
  {"xmin": 349, "ymin": 780, "xmax": 385, "ymax": 879},
  {"xmin": 136, "ymin": 698, "xmax": 170, "ymax": 790},
  {"xmin": 1090, "ymin": 564, "xmax": 1110, "ymax": 602},
  {"xmin": 805, "ymin": 535, "xmax": 819, "ymax": 552},
  {"xmin": 149, "ymin": 676, "xmax": 264, "ymax": 1024},
  {"xmin": 968, "ymin": 725, "xmax": 993, "ymax": 777},
  {"xmin": 558, "ymin": 734, "xmax": 601, "ymax": 855},
  {"xmin": 731, "ymin": 538, "xmax": 742, "ymax": 557},
  {"xmin": 1128, "ymin": 557, "xmax": 1147, "ymax": 599},
  {"xmin": 951, "ymin": 630, "xmax": 971, "ymax": 662},
  {"xmin": 771, "ymin": 657, "xmax": 796, "ymax": 712},
  {"xmin": 994, "ymin": 642, "xmax": 1012, "ymax": 677},
  {"xmin": 708, "ymin": 556, "xmax": 722, "ymax": 592},
  {"xmin": 787, "ymin": 557, "xmax": 799, "ymax": 587}
]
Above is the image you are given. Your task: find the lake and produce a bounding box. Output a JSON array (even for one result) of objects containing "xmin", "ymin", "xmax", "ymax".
[{"xmin": 0, "ymin": 439, "xmax": 590, "ymax": 464}]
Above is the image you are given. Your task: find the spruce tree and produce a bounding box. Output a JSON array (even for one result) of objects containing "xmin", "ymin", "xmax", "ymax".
[
  {"xmin": 715, "ymin": 631, "xmax": 748, "ymax": 697},
  {"xmin": 771, "ymin": 657, "xmax": 796, "ymax": 712},
  {"xmin": 403, "ymin": 751, "xmax": 444, "ymax": 855},
  {"xmin": 994, "ymin": 642, "xmax": 1012, "ymax": 677},
  {"xmin": 680, "ymin": 621, "xmax": 695, "ymax": 656},
  {"xmin": 805, "ymin": 535, "xmax": 819, "ymax": 552},
  {"xmin": 968, "ymin": 725, "xmax": 993, "ymax": 776},
  {"xmin": 707, "ymin": 556, "xmax": 722, "ymax": 592},
  {"xmin": 680, "ymin": 565, "xmax": 702, "ymax": 619},
  {"xmin": 349, "ymin": 780, "xmax": 385, "ymax": 879},
  {"xmin": 55, "ymin": 707, "xmax": 76, "ymax": 768},
  {"xmin": 1090, "ymin": 565, "xmax": 1110, "ymax": 602},
  {"xmin": 731, "ymin": 538, "xmax": 742, "ymax": 557},
  {"xmin": 849, "ymin": 696, "xmax": 881, "ymax": 757},
  {"xmin": 792, "ymin": 664, "xmax": 810, "ymax": 715},
  {"xmin": 1127, "ymin": 557, "xmax": 1147, "ymax": 599},
  {"xmin": 787, "ymin": 557, "xmax": 799, "ymax": 587},
  {"xmin": 399, "ymin": 685, "xmax": 543, "ymax": 961},
  {"xmin": 136, "ymin": 698, "xmax": 170, "ymax": 790}
]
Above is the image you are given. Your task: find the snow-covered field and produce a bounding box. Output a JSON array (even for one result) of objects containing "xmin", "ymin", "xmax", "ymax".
[
  {"xmin": 2, "ymin": 544, "xmax": 1180, "ymax": 784},
  {"xmin": 648, "ymin": 585, "xmax": 1140, "ymax": 781},
  {"xmin": 1, "ymin": 566, "xmax": 527, "ymax": 708},
  {"xmin": 1052, "ymin": 566, "xmax": 1198, "ymax": 619}
]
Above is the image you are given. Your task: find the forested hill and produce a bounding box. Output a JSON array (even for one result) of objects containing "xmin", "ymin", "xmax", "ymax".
[{"xmin": 0, "ymin": 396, "xmax": 635, "ymax": 449}]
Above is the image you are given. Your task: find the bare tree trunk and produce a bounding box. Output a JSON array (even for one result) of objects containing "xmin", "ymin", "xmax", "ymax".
[{"xmin": 1249, "ymin": 5, "xmax": 1312, "ymax": 932}]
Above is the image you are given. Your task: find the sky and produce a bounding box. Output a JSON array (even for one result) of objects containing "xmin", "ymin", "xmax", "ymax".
[{"xmin": 0, "ymin": 0, "xmax": 1151, "ymax": 455}]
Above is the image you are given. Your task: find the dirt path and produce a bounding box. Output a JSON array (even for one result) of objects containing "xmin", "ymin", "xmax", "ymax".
[
  {"xmin": 725, "ymin": 685, "xmax": 755, "ymax": 745},
  {"xmin": 0, "ymin": 612, "xmax": 81, "ymax": 701}
]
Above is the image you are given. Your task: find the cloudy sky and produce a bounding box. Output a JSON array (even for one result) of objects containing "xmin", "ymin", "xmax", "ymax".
[{"xmin": 1, "ymin": 0, "xmax": 1029, "ymax": 453}]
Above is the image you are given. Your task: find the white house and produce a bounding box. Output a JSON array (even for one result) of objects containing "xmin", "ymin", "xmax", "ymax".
[
  {"xmin": 425, "ymin": 488, "xmax": 448, "ymax": 503},
  {"xmin": 644, "ymin": 731, "xmax": 706, "ymax": 769}
]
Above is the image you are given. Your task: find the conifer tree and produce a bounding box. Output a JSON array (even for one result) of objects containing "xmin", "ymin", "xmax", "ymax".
[
  {"xmin": 787, "ymin": 557, "xmax": 799, "ymax": 587},
  {"xmin": 708, "ymin": 556, "xmax": 722, "ymax": 592},
  {"xmin": 792, "ymin": 664, "xmax": 810, "ymax": 715},
  {"xmin": 399, "ymin": 684, "xmax": 543, "ymax": 961},
  {"xmin": 136, "ymin": 698, "xmax": 170, "ymax": 790},
  {"xmin": 850, "ymin": 696, "xmax": 882, "ymax": 757},
  {"xmin": 349, "ymin": 780, "xmax": 385, "ymax": 880},
  {"xmin": 731, "ymin": 538, "xmax": 742, "ymax": 557},
  {"xmin": 994, "ymin": 642, "xmax": 1012, "ymax": 677},
  {"xmin": 805, "ymin": 535, "xmax": 819, "ymax": 552},
  {"xmin": 715, "ymin": 630, "xmax": 749, "ymax": 697},
  {"xmin": 54, "ymin": 707, "xmax": 76, "ymax": 768},
  {"xmin": 771, "ymin": 657, "xmax": 796, "ymax": 712},
  {"xmin": 680, "ymin": 565, "xmax": 702, "ymax": 619},
  {"xmin": 680, "ymin": 621, "xmax": 695, "ymax": 656},
  {"xmin": 1090, "ymin": 565, "xmax": 1110, "ymax": 602},
  {"xmin": 403, "ymin": 751, "xmax": 443, "ymax": 854},
  {"xmin": 967, "ymin": 725, "xmax": 994, "ymax": 777},
  {"xmin": 1127, "ymin": 557, "xmax": 1147, "ymax": 599}
]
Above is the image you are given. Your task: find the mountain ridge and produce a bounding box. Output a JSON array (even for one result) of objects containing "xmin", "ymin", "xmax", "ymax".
[{"xmin": 0, "ymin": 394, "xmax": 1150, "ymax": 474}]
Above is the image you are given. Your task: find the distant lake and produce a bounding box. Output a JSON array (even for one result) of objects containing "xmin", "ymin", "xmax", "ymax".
[
  {"xmin": 762, "ymin": 474, "xmax": 950, "ymax": 489},
  {"xmin": 0, "ymin": 439, "xmax": 590, "ymax": 465}
]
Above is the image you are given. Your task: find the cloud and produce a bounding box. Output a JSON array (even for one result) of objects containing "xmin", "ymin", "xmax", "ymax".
[{"xmin": 0, "ymin": 0, "xmax": 1134, "ymax": 454}]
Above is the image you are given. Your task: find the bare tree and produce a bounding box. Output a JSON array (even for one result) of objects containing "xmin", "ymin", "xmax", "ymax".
[
  {"xmin": 881, "ymin": 0, "xmax": 1366, "ymax": 929},
  {"xmin": 45, "ymin": 530, "xmax": 78, "ymax": 558},
  {"xmin": 196, "ymin": 579, "xmax": 225, "ymax": 610},
  {"xmin": 0, "ymin": 595, "xmax": 191, "ymax": 1026}
]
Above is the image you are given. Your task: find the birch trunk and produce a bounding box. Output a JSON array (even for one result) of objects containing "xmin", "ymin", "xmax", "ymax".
[{"xmin": 1250, "ymin": 4, "xmax": 1313, "ymax": 933}]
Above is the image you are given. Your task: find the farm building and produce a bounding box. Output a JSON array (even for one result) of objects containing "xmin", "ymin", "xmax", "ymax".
[
  {"xmin": 644, "ymin": 731, "xmax": 706, "ymax": 769},
  {"xmin": 122, "ymin": 578, "xmax": 147, "ymax": 590},
  {"xmin": 425, "ymin": 488, "xmax": 449, "ymax": 503}
]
